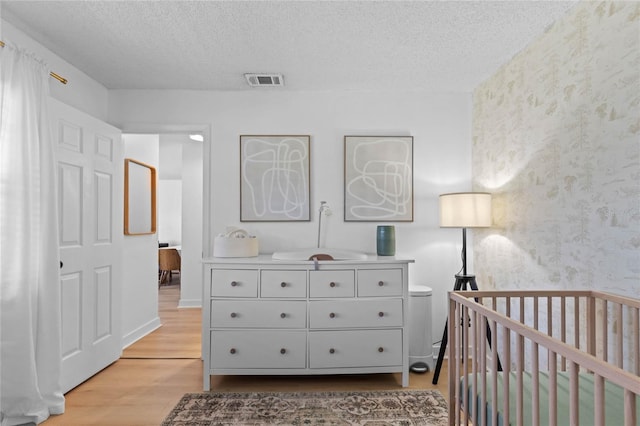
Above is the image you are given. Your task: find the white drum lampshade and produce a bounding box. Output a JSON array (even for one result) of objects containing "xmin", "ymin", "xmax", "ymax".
[{"xmin": 439, "ymin": 192, "xmax": 492, "ymax": 228}]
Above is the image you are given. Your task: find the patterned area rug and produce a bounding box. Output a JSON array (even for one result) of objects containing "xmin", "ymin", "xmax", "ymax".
[{"xmin": 161, "ymin": 390, "xmax": 448, "ymax": 425}]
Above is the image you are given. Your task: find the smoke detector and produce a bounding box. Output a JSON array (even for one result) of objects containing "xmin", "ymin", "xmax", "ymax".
[{"xmin": 244, "ymin": 73, "xmax": 284, "ymax": 87}]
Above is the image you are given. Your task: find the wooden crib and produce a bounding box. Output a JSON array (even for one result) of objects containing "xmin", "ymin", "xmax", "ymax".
[{"xmin": 447, "ymin": 290, "xmax": 640, "ymax": 426}]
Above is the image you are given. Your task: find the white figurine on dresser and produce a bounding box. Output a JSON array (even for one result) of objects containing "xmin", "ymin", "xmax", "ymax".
[{"xmin": 202, "ymin": 254, "xmax": 414, "ymax": 390}]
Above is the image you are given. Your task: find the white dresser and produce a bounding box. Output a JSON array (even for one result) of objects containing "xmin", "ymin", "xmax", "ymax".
[{"xmin": 202, "ymin": 255, "xmax": 413, "ymax": 390}]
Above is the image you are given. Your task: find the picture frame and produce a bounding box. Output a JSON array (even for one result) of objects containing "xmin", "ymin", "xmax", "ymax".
[
  {"xmin": 240, "ymin": 135, "xmax": 310, "ymax": 221},
  {"xmin": 344, "ymin": 136, "xmax": 413, "ymax": 222},
  {"xmin": 124, "ymin": 158, "xmax": 157, "ymax": 235}
]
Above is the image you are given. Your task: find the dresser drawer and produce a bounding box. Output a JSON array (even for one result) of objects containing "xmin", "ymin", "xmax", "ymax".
[
  {"xmin": 309, "ymin": 329, "xmax": 402, "ymax": 368},
  {"xmin": 211, "ymin": 330, "xmax": 306, "ymax": 369},
  {"xmin": 309, "ymin": 299, "xmax": 403, "ymax": 329},
  {"xmin": 211, "ymin": 300, "xmax": 306, "ymax": 328},
  {"xmin": 309, "ymin": 270, "xmax": 355, "ymax": 298},
  {"xmin": 357, "ymin": 269, "xmax": 403, "ymax": 297},
  {"xmin": 211, "ymin": 269, "xmax": 258, "ymax": 297},
  {"xmin": 261, "ymin": 270, "xmax": 307, "ymax": 298}
]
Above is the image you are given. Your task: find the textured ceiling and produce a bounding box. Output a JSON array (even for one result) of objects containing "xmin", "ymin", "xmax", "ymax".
[{"xmin": 1, "ymin": 1, "xmax": 578, "ymax": 92}]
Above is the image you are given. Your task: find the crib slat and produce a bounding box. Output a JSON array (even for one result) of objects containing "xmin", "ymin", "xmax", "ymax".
[
  {"xmin": 549, "ymin": 351, "xmax": 557, "ymax": 426},
  {"xmin": 561, "ymin": 297, "xmax": 567, "ymax": 370},
  {"xmin": 634, "ymin": 307, "xmax": 639, "ymax": 375},
  {"xmin": 547, "ymin": 296, "xmax": 553, "ymax": 341},
  {"xmin": 450, "ymin": 298, "xmax": 459, "ymax": 426},
  {"xmin": 532, "ymin": 338, "xmax": 540, "ymax": 426},
  {"xmin": 617, "ymin": 303, "xmax": 623, "ymax": 368},
  {"xmin": 470, "ymin": 308, "xmax": 477, "ymax": 426},
  {"xmin": 504, "ymin": 326, "xmax": 511, "ymax": 425},
  {"xmin": 574, "ymin": 296, "xmax": 580, "ymax": 353},
  {"xmin": 491, "ymin": 319, "xmax": 498, "ymax": 426},
  {"xmin": 517, "ymin": 334, "xmax": 524, "ymax": 426},
  {"xmin": 594, "ymin": 373, "xmax": 604, "ymax": 426},
  {"xmin": 480, "ymin": 310, "xmax": 487, "ymax": 425},
  {"xmin": 570, "ymin": 361, "xmax": 579, "ymax": 426},
  {"xmin": 588, "ymin": 296, "xmax": 596, "ymax": 357},
  {"xmin": 624, "ymin": 389, "xmax": 637, "ymax": 426},
  {"xmin": 602, "ymin": 299, "xmax": 608, "ymax": 363},
  {"xmin": 463, "ymin": 305, "xmax": 470, "ymax": 426}
]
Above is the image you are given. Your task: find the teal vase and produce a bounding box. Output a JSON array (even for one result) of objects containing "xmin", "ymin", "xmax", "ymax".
[{"xmin": 376, "ymin": 225, "xmax": 396, "ymax": 256}]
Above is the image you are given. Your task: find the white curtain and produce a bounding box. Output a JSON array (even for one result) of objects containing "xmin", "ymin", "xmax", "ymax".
[{"xmin": 0, "ymin": 42, "xmax": 65, "ymax": 425}]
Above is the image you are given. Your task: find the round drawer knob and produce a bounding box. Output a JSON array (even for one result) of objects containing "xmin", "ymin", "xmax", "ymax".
[
  {"xmin": 230, "ymin": 281, "xmax": 238, "ymax": 287},
  {"xmin": 281, "ymin": 282, "xmax": 287, "ymax": 288},
  {"xmin": 280, "ymin": 313, "xmax": 286, "ymax": 318},
  {"xmin": 329, "ymin": 282, "xmax": 336, "ymax": 288},
  {"xmin": 230, "ymin": 312, "xmax": 237, "ymax": 318},
  {"xmin": 230, "ymin": 348, "xmax": 237, "ymax": 354},
  {"xmin": 378, "ymin": 311, "xmax": 384, "ymax": 317},
  {"xmin": 329, "ymin": 348, "xmax": 335, "ymax": 354},
  {"xmin": 378, "ymin": 281, "xmax": 384, "ymax": 286},
  {"xmin": 280, "ymin": 348, "xmax": 286, "ymax": 354},
  {"xmin": 378, "ymin": 347, "xmax": 384, "ymax": 353},
  {"xmin": 329, "ymin": 312, "xmax": 336, "ymax": 319}
]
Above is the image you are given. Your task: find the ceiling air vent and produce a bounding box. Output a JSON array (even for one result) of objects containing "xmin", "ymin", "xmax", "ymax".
[{"xmin": 244, "ymin": 73, "xmax": 284, "ymax": 87}]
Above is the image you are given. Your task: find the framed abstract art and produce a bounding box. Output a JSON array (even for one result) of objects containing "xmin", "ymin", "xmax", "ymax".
[
  {"xmin": 240, "ymin": 135, "xmax": 310, "ymax": 221},
  {"xmin": 344, "ymin": 136, "xmax": 413, "ymax": 222}
]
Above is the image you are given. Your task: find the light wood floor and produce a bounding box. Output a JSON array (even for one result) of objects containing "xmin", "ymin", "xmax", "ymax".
[{"xmin": 43, "ymin": 280, "xmax": 449, "ymax": 425}]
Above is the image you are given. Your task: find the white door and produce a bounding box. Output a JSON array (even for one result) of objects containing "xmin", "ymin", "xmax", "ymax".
[{"xmin": 51, "ymin": 99, "xmax": 123, "ymax": 393}]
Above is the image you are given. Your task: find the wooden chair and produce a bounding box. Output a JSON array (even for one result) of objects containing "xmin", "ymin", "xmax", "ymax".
[{"xmin": 158, "ymin": 248, "xmax": 181, "ymax": 285}]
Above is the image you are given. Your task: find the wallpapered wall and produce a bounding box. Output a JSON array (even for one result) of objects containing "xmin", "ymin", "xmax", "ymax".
[{"xmin": 472, "ymin": 1, "xmax": 639, "ymax": 297}]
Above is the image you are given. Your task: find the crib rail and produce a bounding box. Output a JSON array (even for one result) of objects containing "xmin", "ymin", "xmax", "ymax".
[{"xmin": 448, "ymin": 290, "xmax": 640, "ymax": 426}]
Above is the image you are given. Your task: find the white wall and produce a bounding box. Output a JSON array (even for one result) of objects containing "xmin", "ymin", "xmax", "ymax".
[
  {"xmin": 180, "ymin": 140, "xmax": 204, "ymax": 307},
  {"xmin": 109, "ymin": 89, "xmax": 473, "ymax": 344},
  {"xmin": 121, "ymin": 134, "xmax": 161, "ymax": 347},
  {"xmin": 158, "ymin": 180, "xmax": 182, "ymax": 245},
  {"xmin": 159, "ymin": 134, "xmax": 185, "ymax": 179},
  {"xmin": 158, "ymin": 134, "xmax": 185, "ymax": 246}
]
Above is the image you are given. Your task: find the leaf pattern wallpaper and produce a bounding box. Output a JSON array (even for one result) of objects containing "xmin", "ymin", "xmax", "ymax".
[{"xmin": 472, "ymin": 1, "xmax": 639, "ymax": 298}]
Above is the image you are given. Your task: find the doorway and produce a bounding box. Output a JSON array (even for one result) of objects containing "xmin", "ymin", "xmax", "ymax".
[
  {"xmin": 157, "ymin": 133, "xmax": 203, "ymax": 308},
  {"xmin": 118, "ymin": 128, "xmax": 207, "ymax": 342}
]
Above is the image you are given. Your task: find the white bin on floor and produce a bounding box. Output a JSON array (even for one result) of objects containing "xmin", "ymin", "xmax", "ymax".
[{"xmin": 409, "ymin": 284, "xmax": 433, "ymax": 373}]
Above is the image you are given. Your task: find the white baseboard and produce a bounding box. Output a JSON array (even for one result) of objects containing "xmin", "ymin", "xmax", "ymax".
[
  {"xmin": 178, "ymin": 298, "xmax": 202, "ymax": 308},
  {"xmin": 122, "ymin": 316, "xmax": 162, "ymax": 349}
]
